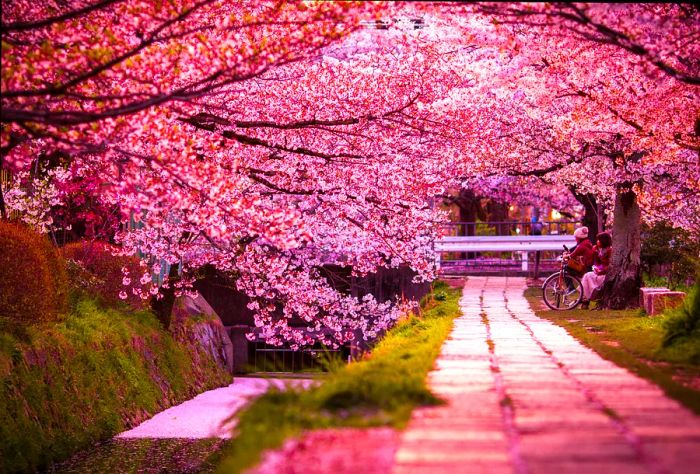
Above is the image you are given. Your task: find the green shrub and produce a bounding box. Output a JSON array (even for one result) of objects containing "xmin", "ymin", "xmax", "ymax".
[
  {"xmin": 641, "ymin": 223, "xmax": 699, "ymax": 289},
  {"xmin": 663, "ymin": 276, "xmax": 700, "ymax": 348},
  {"xmin": 62, "ymin": 240, "xmax": 146, "ymax": 309},
  {"xmin": 0, "ymin": 221, "xmax": 68, "ymax": 326}
]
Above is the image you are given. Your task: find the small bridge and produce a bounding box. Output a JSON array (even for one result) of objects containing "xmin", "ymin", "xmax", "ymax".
[{"xmin": 436, "ymin": 221, "xmax": 580, "ymax": 276}]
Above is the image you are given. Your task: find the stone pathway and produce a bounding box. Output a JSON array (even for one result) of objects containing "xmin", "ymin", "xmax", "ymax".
[
  {"xmin": 250, "ymin": 428, "xmax": 400, "ymax": 474},
  {"xmin": 393, "ymin": 276, "xmax": 700, "ymax": 474}
]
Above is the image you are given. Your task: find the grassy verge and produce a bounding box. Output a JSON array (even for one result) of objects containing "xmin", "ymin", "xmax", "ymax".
[
  {"xmin": 523, "ymin": 286, "xmax": 700, "ymax": 414},
  {"xmin": 215, "ymin": 280, "xmax": 462, "ymax": 474},
  {"xmin": 47, "ymin": 438, "xmax": 224, "ymax": 474},
  {"xmin": 0, "ymin": 297, "xmax": 230, "ymax": 473}
]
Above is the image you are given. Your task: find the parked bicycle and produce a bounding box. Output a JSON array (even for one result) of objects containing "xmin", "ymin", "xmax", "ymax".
[{"xmin": 542, "ymin": 246, "xmax": 584, "ymax": 310}]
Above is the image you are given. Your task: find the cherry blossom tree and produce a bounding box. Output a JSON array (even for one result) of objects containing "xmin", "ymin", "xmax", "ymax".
[
  {"xmin": 105, "ymin": 27, "xmax": 461, "ymax": 340},
  {"xmin": 3, "ymin": 1, "xmax": 698, "ymax": 335},
  {"xmin": 436, "ymin": 2, "xmax": 700, "ymax": 307},
  {"xmin": 469, "ymin": 3, "xmax": 700, "ymax": 85},
  {"xmin": 1, "ymin": 0, "xmax": 376, "ymax": 214},
  {"xmin": 2, "ymin": 1, "xmax": 457, "ymax": 344}
]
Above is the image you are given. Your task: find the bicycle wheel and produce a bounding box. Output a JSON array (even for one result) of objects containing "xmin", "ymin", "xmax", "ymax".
[{"xmin": 542, "ymin": 272, "xmax": 583, "ymax": 310}]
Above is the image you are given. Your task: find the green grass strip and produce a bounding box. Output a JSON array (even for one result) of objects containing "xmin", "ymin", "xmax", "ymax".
[
  {"xmin": 523, "ymin": 286, "xmax": 700, "ymax": 415},
  {"xmin": 214, "ymin": 281, "xmax": 461, "ymax": 474}
]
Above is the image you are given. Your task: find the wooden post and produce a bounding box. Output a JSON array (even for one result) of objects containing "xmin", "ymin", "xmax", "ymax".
[{"xmin": 534, "ymin": 251, "xmax": 541, "ymax": 279}]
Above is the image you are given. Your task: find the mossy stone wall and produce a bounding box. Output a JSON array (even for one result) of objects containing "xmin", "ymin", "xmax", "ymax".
[{"xmin": 0, "ymin": 299, "xmax": 231, "ymax": 473}]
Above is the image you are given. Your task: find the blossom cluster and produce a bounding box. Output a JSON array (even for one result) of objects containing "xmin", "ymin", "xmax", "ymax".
[{"xmin": 2, "ymin": 2, "xmax": 698, "ymax": 345}]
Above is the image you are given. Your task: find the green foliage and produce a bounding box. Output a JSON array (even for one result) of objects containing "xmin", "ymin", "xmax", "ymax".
[
  {"xmin": 475, "ymin": 221, "xmax": 498, "ymax": 236},
  {"xmin": 215, "ymin": 282, "xmax": 462, "ymax": 474},
  {"xmin": 0, "ymin": 297, "xmax": 230, "ymax": 473},
  {"xmin": 62, "ymin": 240, "xmax": 146, "ymax": 309},
  {"xmin": 0, "ymin": 221, "xmax": 68, "ymax": 328},
  {"xmin": 663, "ymin": 278, "xmax": 700, "ymax": 352},
  {"xmin": 642, "ymin": 274, "xmax": 672, "ymax": 289},
  {"xmin": 641, "ymin": 222, "xmax": 699, "ymax": 289}
]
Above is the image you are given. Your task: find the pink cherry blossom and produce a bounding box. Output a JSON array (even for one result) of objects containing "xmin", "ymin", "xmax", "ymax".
[{"xmin": 2, "ymin": 2, "xmax": 697, "ymax": 340}]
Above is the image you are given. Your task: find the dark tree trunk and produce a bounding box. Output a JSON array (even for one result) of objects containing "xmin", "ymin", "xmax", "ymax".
[
  {"xmin": 570, "ymin": 188, "xmax": 604, "ymax": 243},
  {"xmin": 600, "ymin": 187, "xmax": 642, "ymax": 309},
  {"xmin": 487, "ymin": 199, "xmax": 509, "ymax": 235},
  {"xmin": 454, "ymin": 189, "xmax": 484, "ymax": 258},
  {"xmin": 0, "ymin": 154, "xmax": 7, "ymax": 220},
  {"xmin": 456, "ymin": 188, "xmax": 482, "ymax": 236},
  {"xmin": 151, "ymin": 264, "xmax": 180, "ymax": 329},
  {"xmin": 0, "ymin": 178, "xmax": 6, "ymax": 220}
]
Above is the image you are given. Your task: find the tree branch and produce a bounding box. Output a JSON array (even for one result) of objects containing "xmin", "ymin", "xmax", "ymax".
[{"xmin": 1, "ymin": 0, "xmax": 122, "ymax": 33}]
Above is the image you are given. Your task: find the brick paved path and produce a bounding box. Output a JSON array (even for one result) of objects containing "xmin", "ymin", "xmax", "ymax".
[{"xmin": 393, "ymin": 276, "xmax": 700, "ymax": 474}]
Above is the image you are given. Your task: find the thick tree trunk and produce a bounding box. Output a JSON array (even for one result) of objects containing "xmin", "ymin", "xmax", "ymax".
[
  {"xmin": 151, "ymin": 264, "xmax": 180, "ymax": 329},
  {"xmin": 570, "ymin": 188, "xmax": 604, "ymax": 243},
  {"xmin": 600, "ymin": 187, "xmax": 642, "ymax": 309}
]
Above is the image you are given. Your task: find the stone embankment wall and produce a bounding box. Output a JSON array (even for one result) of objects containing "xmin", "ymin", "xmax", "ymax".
[
  {"xmin": 0, "ymin": 296, "xmax": 232, "ymax": 473},
  {"xmin": 171, "ymin": 293, "xmax": 235, "ymax": 373}
]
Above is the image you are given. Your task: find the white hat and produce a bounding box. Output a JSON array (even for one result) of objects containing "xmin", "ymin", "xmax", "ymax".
[{"xmin": 574, "ymin": 226, "xmax": 589, "ymax": 239}]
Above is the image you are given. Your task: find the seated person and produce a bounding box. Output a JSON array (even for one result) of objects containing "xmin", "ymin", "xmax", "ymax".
[
  {"xmin": 567, "ymin": 226, "xmax": 594, "ymax": 275},
  {"xmin": 581, "ymin": 232, "xmax": 612, "ymax": 309}
]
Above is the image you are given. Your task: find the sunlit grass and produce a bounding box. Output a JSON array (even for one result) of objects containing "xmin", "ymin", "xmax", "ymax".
[{"xmin": 215, "ymin": 281, "xmax": 462, "ymax": 474}]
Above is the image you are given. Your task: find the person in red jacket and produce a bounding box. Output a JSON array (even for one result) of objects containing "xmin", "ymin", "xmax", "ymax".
[
  {"xmin": 568, "ymin": 226, "xmax": 594, "ymax": 275},
  {"xmin": 581, "ymin": 232, "xmax": 612, "ymax": 309}
]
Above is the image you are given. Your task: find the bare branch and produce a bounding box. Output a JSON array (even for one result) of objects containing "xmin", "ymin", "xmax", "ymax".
[{"xmin": 1, "ymin": 0, "xmax": 123, "ymax": 33}]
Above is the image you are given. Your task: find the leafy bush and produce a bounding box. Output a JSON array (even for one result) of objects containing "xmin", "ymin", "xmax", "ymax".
[
  {"xmin": 641, "ymin": 223, "xmax": 699, "ymax": 289},
  {"xmin": 62, "ymin": 240, "xmax": 146, "ymax": 309},
  {"xmin": 0, "ymin": 221, "xmax": 68, "ymax": 326},
  {"xmin": 663, "ymin": 276, "xmax": 700, "ymax": 349}
]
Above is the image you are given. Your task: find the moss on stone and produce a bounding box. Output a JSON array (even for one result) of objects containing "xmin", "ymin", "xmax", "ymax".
[{"xmin": 0, "ymin": 297, "xmax": 230, "ymax": 473}]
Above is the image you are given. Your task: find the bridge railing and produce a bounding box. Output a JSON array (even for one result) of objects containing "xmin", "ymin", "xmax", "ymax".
[
  {"xmin": 435, "ymin": 222, "xmax": 582, "ymax": 276},
  {"xmin": 442, "ymin": 220, "xmax": 580, "ymax": 237},
  {"xmin": 435, "ymin": 234, "xmax": 577, "ymax": 252}
]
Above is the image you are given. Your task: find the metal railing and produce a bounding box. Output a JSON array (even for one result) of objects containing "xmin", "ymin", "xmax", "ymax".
[
  {"xmin": 442, "ymin": 220, "xmax": 580, "ymax": 237},
  {"xmin": 249, "ymin": 342, "xmax": 344, "ymax": 373},
  {"xmin": 435, "ymin": 234, "xmax": 577, "ymax": 252},
  {"xmin": 437, "ymin": 221, "xmax": 582, "ymax": 277}
]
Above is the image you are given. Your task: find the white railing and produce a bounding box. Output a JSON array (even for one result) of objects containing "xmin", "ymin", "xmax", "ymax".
[
  {"xmin": 435, "ymin": 235, "xmax": 576, "ymax": 252},
  {"xmin": 435, "ymin": 235, "xmax": 577, "ymax": 272}
]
